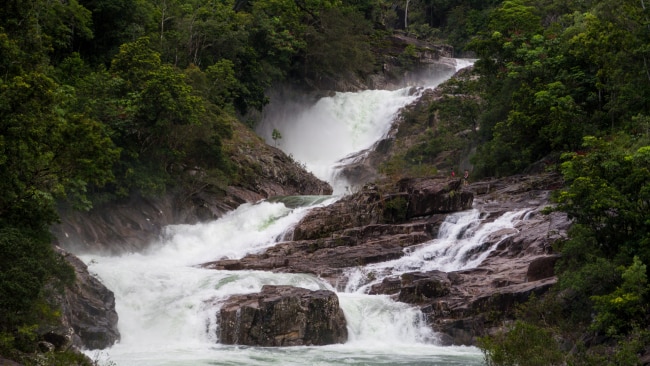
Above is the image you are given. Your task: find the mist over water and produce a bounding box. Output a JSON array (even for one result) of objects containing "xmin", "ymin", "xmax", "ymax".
[
  {"xmin": 256, "ymin": 61, "xmax": 470, "ymax": 194},
  {"xmin": 80, "ymin": 60, "xmax": 487, "ymax": 365}
]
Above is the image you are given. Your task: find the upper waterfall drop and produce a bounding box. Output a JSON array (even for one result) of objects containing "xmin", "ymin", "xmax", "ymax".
[{"xmin": 256, "ymin": 61, "xmax": 472, "ymax": 194}]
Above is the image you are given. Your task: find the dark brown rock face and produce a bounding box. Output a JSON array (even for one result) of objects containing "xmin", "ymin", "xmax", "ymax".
[
  {"xmin": 217, "ymin": 285, "xmax": 347, "ymax": 346},
  {"xmin": 204, "ymin": 179, "xmax": 472, "ymax": 283},
  {"xmin": 207, "ymin": 173, "xmax": 571, "ymax": 346},
  {"xmin": 49, "ymin": 248, "xmax": 120, "ymax": 350},
  {"xmin": 397, "ymin": 271, "xmax": 452, "ymax": 303},
  {"xmin": 397, "ymin": 178, "xmax": 474, "ymax": 217},
  {"xmin": 526, "ymin": 254, "xmax": 561, "ymax": 282}
]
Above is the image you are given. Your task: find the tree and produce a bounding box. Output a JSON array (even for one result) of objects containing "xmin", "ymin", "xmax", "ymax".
[
  {"xmin": 77, "ymin": 0, "xmax": 151, "ymax": 65},
  {"xmin": 0, "ymin": 227, "xmax": 74, "ymax": 339},
  {"xmin": 301, "ymin": 6, "xmax": 374, "ymax": 80},
  {"xmin": 591, "ymin": 256, "xmax": 649, "ymax": 336},
  {"xmin": 554, "ymin": 136, "xmax": 650, "ymax": 266},
  {"xmin": 567, "ymin": 1, "xmax": 650, "ymax": 131},
  {"xmin": 0, "ymin": 72, "xmax": 119, "ymax": 224},
  {"xmin": 272, "ymin": 128, "xmax": 282, "ymax": 147}
]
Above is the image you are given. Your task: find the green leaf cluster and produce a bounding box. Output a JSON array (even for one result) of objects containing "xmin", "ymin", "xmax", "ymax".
[
  {"xmin": 467, "ymin": 0, "xmax": 650, "ymax": 178},
  {"xmin": 555, "ymin": 136, "xmax": 650, "ymax": 265},
  {"xmin": 478, "ymin": 321, "xmax": 564, "ymax": 366}
]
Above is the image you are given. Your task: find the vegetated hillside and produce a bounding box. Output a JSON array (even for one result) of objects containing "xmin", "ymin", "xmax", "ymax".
[
  {"xmin": 341, "ymin": 0, "xmax": 650, "ymax": 362},
  {"xmin": 410, "ymin": 0, "xmax": 650, "ymax": 364},
  {"xmin": 1, "ymin": 0, "xmax": 650, "ymax": 364}
]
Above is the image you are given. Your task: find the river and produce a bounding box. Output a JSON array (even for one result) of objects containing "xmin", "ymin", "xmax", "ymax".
[{"xmin": 81, "ymin": 59, "xmax": 487, "ymax": 365}]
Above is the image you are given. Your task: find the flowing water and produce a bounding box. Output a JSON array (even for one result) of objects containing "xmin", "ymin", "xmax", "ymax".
[
  {"xmin": 81, "ymin": 59, "xmax": 488, "ymax": 365},
  {"xmin": 343, "ymin": 209, "xmax": 533, "ymax": 294},
  {"xmin": 256, "ymin": 60, "xmax": 474, "ymax": 194}
]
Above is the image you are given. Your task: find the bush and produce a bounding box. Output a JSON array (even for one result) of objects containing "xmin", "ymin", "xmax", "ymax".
[
  {"xmin": 591, "ymin": 257, "xmax": 649, "ymax": 336},
  {"xmin": 478, "ymin": 321, "xmax": 564, "ymax": 366},
  {"xmin": 0, "ymin": 226, "xmax": 74, "ymax": 357}
]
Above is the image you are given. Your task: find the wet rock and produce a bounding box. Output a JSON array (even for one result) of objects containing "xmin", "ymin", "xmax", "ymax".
[
  {"xmin": 204, "ymin": 221, "xmax": 442, "ymax": 285},
  {"xmin": 203, "ymin": 179, "xmax": 459, "ymax": 279},
  {"xmin": 50, "ymin": 247, "xmax": 120, "ymax": 350},
  {"xmin": 526, "ymin": 255, "xmax": 561, "ymax": 282},
  {"xmin": 425, "ymin": 278, "xmax": 557, "ymax": 346},
  {"xmin": 206, "ymin": 173, "xmax": 570, "ymax": 346},
  {"xmin": 397, "ymin": 271, "xmax": 452, "ymax": 303},
  {"xmin": 368, "ymin": 276, "xmax": 402, "ymax": 295},
  {"xmin": 397, "ymin": 178, "xmax": 474, "ymax": 217},
  {"xmin": 217, "ymin": 285, "xmax": 347, "ymax": 346}
]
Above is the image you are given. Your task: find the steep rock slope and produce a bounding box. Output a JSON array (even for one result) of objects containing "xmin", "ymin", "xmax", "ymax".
[{"xmin": 53, "ymin": 121, "xmax": 332, "ymax": 255}]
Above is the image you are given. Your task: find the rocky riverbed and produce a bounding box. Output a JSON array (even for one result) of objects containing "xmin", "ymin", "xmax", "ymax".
[
  {"xmin": 50, "ymin": 62, "xmax": 571, "ymax": 350},
  {"xmin": 203, "ymin": 172, "xmax": 570, "ymax": 345}
]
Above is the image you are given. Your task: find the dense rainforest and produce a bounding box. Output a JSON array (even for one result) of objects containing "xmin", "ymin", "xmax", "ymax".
[{"xmin": 1, "ymin": 0, "xmax": 649, "ymax": 364}]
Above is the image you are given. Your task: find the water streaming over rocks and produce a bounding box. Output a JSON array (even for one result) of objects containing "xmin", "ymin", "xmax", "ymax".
[
  {"xmin": 343, "ymin": 209, "xmax": 534, "ymax": 294},
  {"xmin": 82, "ymin": 60, "xmax": 488, "ymax": 365}
]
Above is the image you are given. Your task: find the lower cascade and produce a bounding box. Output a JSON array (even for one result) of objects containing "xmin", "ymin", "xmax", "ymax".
[{"xmin": 81, "ymin": 61, "xmax": 490, "ymax": 365}]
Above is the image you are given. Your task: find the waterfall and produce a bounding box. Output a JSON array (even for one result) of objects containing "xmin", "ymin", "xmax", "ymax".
[
  {"xmin": 82, "ymin": 60, "xmax": 486, "ymax": 366},
  {"xmin": 256, "ymin": 62, "xmax": 469, "ymax": 194},
  {"xmin": 343, "ymin": 209, "xmax": 532, "ymax": 293}
]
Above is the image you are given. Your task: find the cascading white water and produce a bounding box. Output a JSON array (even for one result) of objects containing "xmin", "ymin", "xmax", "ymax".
[
  {"xmin": 81, "ymin": 60, "xmax": 487, "ymax": 365},
  {"xmin": 83, "ymin": 201, "xmax": 483, "ymax": 365},
  {"xmin": 256, "ymin": 61, "xmax": 471, "ymax": 194},
  {"xmin": 343, "ymin": 209, "xmax": 533, "ymax": 294}
]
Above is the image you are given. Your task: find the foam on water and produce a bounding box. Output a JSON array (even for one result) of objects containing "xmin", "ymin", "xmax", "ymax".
[
  {"xmin": 255, "ymin": 62, "xmax": 469, "ymax": 194},
  {"xmin": 81, "ymin": 60, "xmax": 486, "ymax": 365}
]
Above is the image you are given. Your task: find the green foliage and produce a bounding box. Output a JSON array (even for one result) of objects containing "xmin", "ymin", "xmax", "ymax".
[
  {"xmin": 591, "ymin": 256, "xmax": 649, "ymax": 336},
  {"xmin": 554, "ymin": 136, "xmax": 650, "ymax": 265},
  {"xmin": 271, "ymin": 128, "xmax": 282, "ymax": 147},
  {"xmin": 0, "ymin": 71, "xmax": 119, "ymax": 220},
  {"xmin": 478, "ymin": 321, "xmax": 565, "ymax": 366},
  {"xmin": 0, "ymin": 0, "xmax": 93, "ymax": 63},
  {"xmin": 391, "ymin": 74, "xmax": 481, "ymax": 178},
  {"xmin": 533, "ymin": 134, "xmax": 650, "ymax": 361},
  {"xmin": 77, "ymin": 0, "xmax": 150, "ymax": 65},
  {"xmin": 382, "ymin": 195, "xmax": 408, "ymax": 223},
  {"xmin": 397, "ymin": 44, "xmax": 419, "ymax": 67},
  {"xmin": 0, "ymin": 227, "xmax": 74, "ymax": 344},
  {"xmin": 302, "ymin": 6, "xmax": 374, "ymax": 79},
  {"xmin": 379, "ymin": 153, "xmax": 437, "ymax": 181},
  {"xmin": 468, "ymin": 0, "xmax": 650, "ymax": 177},
  {"xmin": 204, "ymin": 60, "xmax": 241, "ymax": 110}
]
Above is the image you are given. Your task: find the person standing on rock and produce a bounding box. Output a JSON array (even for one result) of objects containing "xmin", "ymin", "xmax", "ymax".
[
  {"xmin": 463, "ymin": 170, "xmax": 469, "ymax": 186},
  {"xmin": 451, "ymin": 169, "xmax": 455, "ymax": 178}
]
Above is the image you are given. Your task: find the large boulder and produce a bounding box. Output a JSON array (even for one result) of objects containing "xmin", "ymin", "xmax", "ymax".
[
  {"xmin": 397, "ymin": 177, "xmax": 474, "ymax": 217},
  {"xmin": 217, "ymin": 285, "xmax": 347, "ymax": 346},
  {"xmin": 48, "ymin": 247, "xmax": 120, "ymax": 350},
  {"xmin": 397, "ymin": 271, "xmax": 452, "ymax": 303},
  {"xmin": 292, "ymin": 178, "xmax": 471, "ymax": 241}
]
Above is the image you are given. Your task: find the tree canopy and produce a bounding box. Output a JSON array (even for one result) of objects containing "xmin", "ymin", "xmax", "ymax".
[
  {"xmin": 3, "ymin": 0, "xmax": 650, "ymax": 363},
  {"xmin": 464, "ymin": 0, "xmax": 650, "ymax": 363}
]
